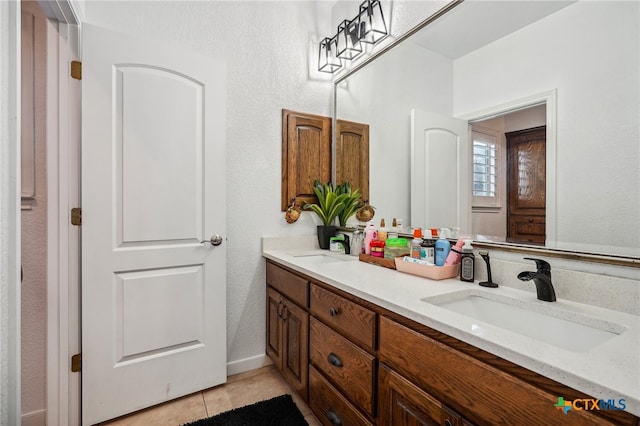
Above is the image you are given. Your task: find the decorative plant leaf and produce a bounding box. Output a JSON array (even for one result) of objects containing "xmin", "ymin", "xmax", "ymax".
[
  {"xmin": 336, "ymin": 182, "xmax": 363, "ymax": 226},
  {"xmin": 304, "ymin": 181, "xmax": 349, "ymax": 226}
]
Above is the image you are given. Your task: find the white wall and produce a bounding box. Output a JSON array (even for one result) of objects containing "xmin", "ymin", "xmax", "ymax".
[
  {"xmin": 336, "ymin": 40, "xmax": 453, "ymax": 225},
  {"xmin": 82, "ymin": 0, "xmax": 335, "ymax": 370},
  {"xmin": 20, "ymin": 2, "xmax": 48, "ymax": 424},
  {"xmin": 454, "ymin": 1, "xmax": 640, "ymax": 255}
]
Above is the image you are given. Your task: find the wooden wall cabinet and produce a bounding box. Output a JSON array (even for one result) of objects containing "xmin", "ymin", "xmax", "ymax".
[
  {"xmin": 335, "ymin": 119, "xmax": 370, "ymax": 202},
  {"xmin": 281, "ymin": 109, "xmax": 332, "ymax": 210}
]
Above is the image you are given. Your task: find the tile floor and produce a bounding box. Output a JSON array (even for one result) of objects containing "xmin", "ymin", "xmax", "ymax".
[{"xmin": 99, "ymin": 365, "xmax": 321, "ymax": 425}]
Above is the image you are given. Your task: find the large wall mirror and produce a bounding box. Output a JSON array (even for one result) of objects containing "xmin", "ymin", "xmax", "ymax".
[{"xmin": 335, "ymin": 0, "xmax": 639, "ymax": 260}]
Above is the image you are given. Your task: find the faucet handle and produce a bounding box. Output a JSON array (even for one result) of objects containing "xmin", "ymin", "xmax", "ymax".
[{"xmin": 523, "ymin": 257, "xmax": 551, "ymax": 272}]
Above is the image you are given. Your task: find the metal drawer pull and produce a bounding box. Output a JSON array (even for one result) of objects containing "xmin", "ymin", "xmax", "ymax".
[
  {"xmin": 326, "ymin": 408, "xmax": 342, "ymax": 426},
  {"xmin": 327, "ymin": 352, "xmax": 343, "ymax": 368},
  {"xmin": 329, "ymin": 307, "xmax": 339, "ymax": 317}
]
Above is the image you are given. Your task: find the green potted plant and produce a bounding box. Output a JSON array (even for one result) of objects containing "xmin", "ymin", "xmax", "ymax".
[
  {"xmin": 335, "ymin": 182, "xmax": 363, "ymax": 227},
  {"xmin": 304, "ymin": 181, "xmax": 349, "ymax": 249}
]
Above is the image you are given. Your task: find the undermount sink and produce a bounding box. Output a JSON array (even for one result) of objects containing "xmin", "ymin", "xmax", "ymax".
[
  {"xmin": 291, "ymin": 253, "xmax": 355, "ymax": 265},
  {"xmin": 422, "ymin": 290, "xmax": 625, "ymax": 352}
]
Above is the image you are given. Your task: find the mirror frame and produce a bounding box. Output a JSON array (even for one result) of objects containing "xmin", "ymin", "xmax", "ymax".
[{"xmin": 332, "ymin": 0, "xmax": 639, "ymax": 268}]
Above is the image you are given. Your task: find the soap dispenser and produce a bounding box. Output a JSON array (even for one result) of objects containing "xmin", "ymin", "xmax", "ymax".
[{"xmin": 460, "ymin": 239, "xmax": 475, "ymax": 282}]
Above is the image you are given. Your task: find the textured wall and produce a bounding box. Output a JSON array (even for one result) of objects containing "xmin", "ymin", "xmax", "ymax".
[
  {"xmin": 83, "ymin": 1, "xmax": 336, "ymax": 367},
  {"xmin": 20, "ymin": 1, "xmax": 48, "ymax": 422}
]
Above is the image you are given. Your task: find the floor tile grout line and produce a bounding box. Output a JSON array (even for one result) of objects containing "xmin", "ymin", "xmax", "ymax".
[{"xmin": 200, "ymin": 391, "xmax": 209, "ymax": 418}]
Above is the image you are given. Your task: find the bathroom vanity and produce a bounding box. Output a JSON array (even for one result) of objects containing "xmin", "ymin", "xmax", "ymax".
[{"xmin": 263, "ymin": 237, "xmax": 639, "ymax": 426}]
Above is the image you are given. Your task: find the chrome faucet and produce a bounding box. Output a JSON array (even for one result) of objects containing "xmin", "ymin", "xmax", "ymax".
[{"xmin": 517, "ymin": 257, "xmax": 556, "ymax": 302}]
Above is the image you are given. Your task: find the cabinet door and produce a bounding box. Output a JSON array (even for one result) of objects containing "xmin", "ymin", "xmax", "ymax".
[
  {"xmin": 266, "ymin": 287, "xmax": 283, "ymax": 369},
  {"xmin": 336, "ymin": 119, "xmax": 370, "ymax": 202},
  {"xmin": 282, "ymin": 298, "xmax": 309, "ymax": 401},
  {"xmin": 378, "ymin": 364, "xmax": 442, "ymax": 426}
]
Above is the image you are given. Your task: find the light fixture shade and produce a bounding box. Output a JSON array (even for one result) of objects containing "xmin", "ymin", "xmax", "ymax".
[
  {"xmin": 357, "ymin": 0, "xmax": 388, "ymax": 44},
  {"xmin": 318, "ymin": 36, "xmax": 342, "ymax": 73},
  {"xmin": 336, "ymin": 19, "xmax": 362, "ymax": 60}
]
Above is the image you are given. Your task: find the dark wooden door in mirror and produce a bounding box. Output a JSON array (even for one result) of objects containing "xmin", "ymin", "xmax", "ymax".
[{"xmin": 506, "ymin": 126, "xmax": 546, "ymax": 244}]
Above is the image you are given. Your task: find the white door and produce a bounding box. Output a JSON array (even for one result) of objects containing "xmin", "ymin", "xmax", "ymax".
[
  {"xmin": 411, "ymin": 109, "xmax": 471, "ymax": 233},
  {"xmin": 81, "ymin": 24, "xmax": 227, "ymax": 425}
]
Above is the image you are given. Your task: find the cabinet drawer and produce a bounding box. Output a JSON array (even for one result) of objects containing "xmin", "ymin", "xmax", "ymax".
[
  {"xmin": 379, "ymin": 316, "xmax": 617, "ymax": 426},
  {"xmin": 310, "ymin": 284, "xmax": 375, "ymax": 351},
  {"xmin": 309, "ymin": 366, "xmax": 374, "ymax": 426},
  {"xmin": 266, "ymin": 261, "xmax": 308, "ymax": 308},
  {"xmin": 310, "ymin": 317, "xmax": 375, "ymax": 416}
]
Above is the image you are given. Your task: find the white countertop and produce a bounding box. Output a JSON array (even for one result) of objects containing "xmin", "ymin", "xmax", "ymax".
[{"xmin": 262, "ymin": 236, "xmax": 640, "ymax": 417}]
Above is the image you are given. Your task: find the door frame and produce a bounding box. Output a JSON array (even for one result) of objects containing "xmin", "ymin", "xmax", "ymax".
[
  {"xmin": 0, "ymin": 1, "xmax": 22, "ymax": 423},
  {"xmin": 43, "ymin": 12, "xmax": 81, "ymax": 426},
  {"xmin": 14, "ymin": 1, "xmax": 80, "ymax": 425},
  {"xmin": 459, "ymin": 89, "xmax": 557, "ymax": 247}
]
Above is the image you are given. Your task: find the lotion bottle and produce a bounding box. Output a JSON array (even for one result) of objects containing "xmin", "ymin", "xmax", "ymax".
[
  {"xmin": 410, "ymin": 228, "xmax": 423, "ymax": 259},
  {"xmin": 364, "ymin": 221, "xmax": 377, "ymax": 255},
  {"xmin": 389, "ymin": 218, "xmax": 399, "ymax": 239},
  {"xmin": 378, "ymin": 218, "xmax": 388, "ymax": 242},
  {"xmin": 445, "ymin": 238, "xmax": 466, "ymax": 265},
  {"xmin": 434, "ymin": 235, "xmax": 451, "ymax": 266}
]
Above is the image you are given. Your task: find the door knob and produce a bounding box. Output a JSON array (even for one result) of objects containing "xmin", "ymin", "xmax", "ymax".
[{"xmin": 201, "ymin": 234, "xmax": 223, "ymax": 246}]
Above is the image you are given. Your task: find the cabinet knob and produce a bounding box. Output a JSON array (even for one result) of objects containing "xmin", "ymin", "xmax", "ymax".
[
  {"xmin": 444, "ymin": 420, "xmax": 453, "ymax": 426},
  {"xmin": 326, "ymin": 408, "xmax": 342, "ymax": 426},
  {"xmin": 327, "ymin": 352, "xmax": 343, "ymax": 368},
  {"xmin": 281, "ymin": 306, "xmax": 289, "ymax": 321},
  {"xmin": 277, "ymin": 301, "xmax": 284, "ymax": 318},
  {"xmin": 329, "ymin": 307, "xmax": 340, "ymax": 317}
]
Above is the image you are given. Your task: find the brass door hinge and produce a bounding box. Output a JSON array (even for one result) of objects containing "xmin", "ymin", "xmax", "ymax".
[
  {"xmin": 70, "ymin": 61, "xmax": 82, "ymax": 80},
  {"xmin": 71, "ymin": 353, "xmax": 82, "ymax": 372},
  {"xmin": 71, "ymin": 207, "xmax": 82, "ymax": 226}
]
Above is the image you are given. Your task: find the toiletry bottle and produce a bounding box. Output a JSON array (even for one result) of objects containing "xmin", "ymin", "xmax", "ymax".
[
  {"xmin": 396, "ymin": 219, "xmax": 404, "ymax": 233},
  {"xmin": 421, "ymin": 238, "xmax": 435, "ymax": 263},
  {"xmin": 389, "ymin": 218, "xmax": 399, "ymax": 239},
  {"xmin": 378, "ymin": 218, "xmax": 388, "ymax": 242},
  {"xmin": 460, "ymin": 239, "xmax": 475, "ymax": 282},
  {"xmin": 445, "ymin": 238, "xmax": 466, "ymax": 265},
  {"xmin": 364, "ymin": 221, "xmax": 377, "ymax": 255},
  {"xmin": 434, "ymin": 235, "xmax": 451, "ymax": 266},
  {"xmin": 410, "ymin": 228, "xmax": 423, "ymax": 259}
]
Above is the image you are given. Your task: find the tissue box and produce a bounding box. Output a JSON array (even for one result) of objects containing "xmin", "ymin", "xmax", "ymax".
[{"xmin": 394, "ymin": 258, "xmax": 460, "ymax": 280}]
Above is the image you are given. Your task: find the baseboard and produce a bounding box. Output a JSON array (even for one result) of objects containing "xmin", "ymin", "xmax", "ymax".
[
  {"xmin": 226, "ymin": 354, "xmax": 271, "ymax": 377},
  {"xmin": 22, "ymin": 409, "xmax": 46, "ymax": 426}
]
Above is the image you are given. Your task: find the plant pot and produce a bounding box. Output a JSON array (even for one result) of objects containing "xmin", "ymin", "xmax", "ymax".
[{"xmin": 317, "ymin": 225, "xmax": 337, "ymax": 250}]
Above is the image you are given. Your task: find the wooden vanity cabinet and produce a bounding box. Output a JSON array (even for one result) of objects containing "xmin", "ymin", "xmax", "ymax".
[
  {"xmin": 266, "ymin": 262, "xmax": 309, "ymax": 401},
  {"xmin": 265, "ymin": 259, "xmax": 639, "ymax": 426},
  {"xmin": 378, "ymin": 364, "xmax": 472, "ymax": 426},
  {"xmin": 309, "ymin": 283, "xmax": 377, "ymax": 425},
  {"xmin": 378, "ymin": 316, "xmax": 634, "ymax": 426}
]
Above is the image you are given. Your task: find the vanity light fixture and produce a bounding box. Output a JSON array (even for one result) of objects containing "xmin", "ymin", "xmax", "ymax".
[
  {"xmin": 318, "ymin": 36, "xmax": 342, "ymax": 73},
  {"xmin": 357, "ymin": 0, "xmax": 388, "ymax": 44},
  {"xmin": 318, "ymin": 0, "xmax": 388, "ymax": 73},
  {"xmin": 336, "ymin": 19, "xmax": 362, "ymax": 60}
]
